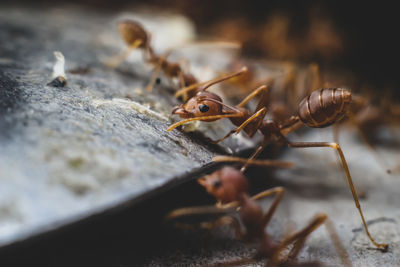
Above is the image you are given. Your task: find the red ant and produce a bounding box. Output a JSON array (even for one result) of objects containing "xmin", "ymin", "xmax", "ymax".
[
  {"xmin": 168, "ymin": 83, "xmax": 389, "ymax": 250},
  {"xmin": 107, "ymin": 19, "xmax": 198, "ymax": 94},
  {"xmin": 108, "ymin": 19, "xmax": 242, "ymax": 100},
  {"xmin": 166, "ymin": 165, "xmax": 353, "ymax": 266}
]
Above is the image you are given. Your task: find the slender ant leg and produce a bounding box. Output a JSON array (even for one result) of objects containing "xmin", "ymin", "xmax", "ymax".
[
  {"xmin": 107, "ymin": 40, "xmax": 143, "ymax": 68},
  {"xmin": 145, "ymin": 49, "xmax": 174, "ymax": 92},
  {"xmin": 286, "ymin": 141, "xmax": 388, "ymax": 250},
  {"xmin": 271, "ymin": 213, "xmax": 328, "ymax": 265}
]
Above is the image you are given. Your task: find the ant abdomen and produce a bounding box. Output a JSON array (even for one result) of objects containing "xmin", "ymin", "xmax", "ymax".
[{"xmin": 298, "ymin": 88, "xmax": 352, "ymax": 128}]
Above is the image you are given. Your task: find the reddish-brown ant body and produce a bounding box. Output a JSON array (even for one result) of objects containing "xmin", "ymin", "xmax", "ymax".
[
  {"xmin": 108, "ymin": 19, "xmax": 199, "ymax": 93},
  {"xmin": 110, "ymin": 20, "xmax": 243, "ymax": 98},
  {"xmin": 166, "ymin": 166, "xmax": 352, "ymax": 266},
  {"xmin": 168, "ymin": 83, "xmax": 388, "ymax": 250}
]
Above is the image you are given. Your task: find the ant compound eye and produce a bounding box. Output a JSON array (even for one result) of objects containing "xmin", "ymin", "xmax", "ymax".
[
  {"xmin": 199, "ymin": 104, "xmax": 210, "ymax": 113},
  {"xmin": 156, "ymin": 77, "xmax": 161, "ymax": 84},
  {"xmin": 213, "ymin": 180, "xmax": 222, "ymax": 189}
]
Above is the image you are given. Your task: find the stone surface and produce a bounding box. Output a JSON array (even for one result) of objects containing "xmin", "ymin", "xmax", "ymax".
[{"xmin": 0, "ymin": 6, "xmax": 249, "ymax": 247}]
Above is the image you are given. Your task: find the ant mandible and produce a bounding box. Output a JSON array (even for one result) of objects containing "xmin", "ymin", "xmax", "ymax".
[
  {"xmin": 168, "ymin": 82, "xmax": 389, "ymax": 250},
  {"xmin": 166, "ymin": 166, "xmax": 352, "ymax": 266}
]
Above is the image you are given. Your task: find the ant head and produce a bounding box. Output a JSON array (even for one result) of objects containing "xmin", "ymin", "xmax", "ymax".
[
  {"xmin": 118, "ymin": 20, "xmax": 148, "ymax": 48},
  {"xmin": 197, "ymin": 166, "xmax": 248, "ymax": 203},
  {"xmin": 172, "ymin": 91, "xmax": 224, "ymax": 121}
]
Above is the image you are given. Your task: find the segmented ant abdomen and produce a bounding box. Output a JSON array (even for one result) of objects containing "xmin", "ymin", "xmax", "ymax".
[
  {"xmin": 298, "ymin": 88, "xmax": 352, "ymax": 128},
  {"xmin": 118, "ymin": 20, "xmax": 148, "ymax": 48}
]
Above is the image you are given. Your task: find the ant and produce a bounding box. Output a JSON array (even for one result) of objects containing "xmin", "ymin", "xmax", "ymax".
[
  {"xmin": 168, "ymin": 83, "xmax": 389, "ymax": 250},
  {"xmin": 107, "ymin": 19, "xmax": 198, "ymax": 94},
  {"xmin": 109, "ymin": 19, "xmax": 242, "ymax": 100},
  {"xmin": 166, "ymin": 165, "xmax": 352, "ymax": 266}
]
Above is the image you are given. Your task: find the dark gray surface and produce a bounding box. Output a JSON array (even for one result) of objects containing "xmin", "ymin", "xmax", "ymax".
[{"xmin": 0, "ymin": 6, "xmax": 251, "ymax": 247}]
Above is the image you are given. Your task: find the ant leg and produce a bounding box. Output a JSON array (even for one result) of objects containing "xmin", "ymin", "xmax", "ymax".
[
  {"xmin": 145, "ymin": 50, "xmax": 173, "ymax": 92},
  {"xmin": 208, "ymin": 106, "xmax": 267, "ymax": 144},
  {"xmin": 145, "ymin": 59, "xmax": 164, "ymax": 92},
  {"xmin": 174, "ymin": 67, "xmax": 247, "ymax": 98},
  {"xmin": 165, "ymin": 206, "xmax": 244, "ymax": 238},
  {"xmin": 233, "ymin": 107, "xmax": 267, "ymax": 136},
  {"xmin": 323, "ymin": 218, "xmax": 353, "ymax": 267},
  {"xmin": 177, "ymin": 71, "xmax": 190, "ymax": 102},
  {"xmin": 164, "ymin": 205, "xmax": 235, "ymax": 221},
  {"xmin": 279, "ymin": 116, "xmax": 304, "ymax": 136},
  {"xmin": 271, "ymin": 213, "xmax": 327, "ymax": 265},
  {"xmin": 237, "ymin": 85, "xmax": 269, "ymax": 112},
  {"xmin": 287, "ymin": 141, "xmax": 388, "ymax": 250},
  {"xmin": 213, "ymin": 156, "xmax": 293, "ymax": 169},
  {"xmin": 167, "ymin": 113, "xmax": 243, "ymax": 131},
  {"xmin": 107, "ymin": 40, "xmax": 142, "ymax": 68},
  {"xmin": 284, "ymin": 217, "xmax": 352, "ymax": 267},
  {"xmin": 260, "ymin": 187, "xmax": 285, "ymax": 228},
  {"xmin": 208, "ymin": 129, "xmax": 237, "ymax": 144},
  {"xmin": 240, "ymin": 137, "xmax": 269, "ymax": 173},
  {"xmin": 200, "ymin": 216, "xmax": 244, "ymax": 239},
  {"xmin": 347, "ymin": 111, "xmax": 392, "ymax": 174},
  {"xmin": 219, "ymin": 187, "xmax": 285, "ymax": 213}
]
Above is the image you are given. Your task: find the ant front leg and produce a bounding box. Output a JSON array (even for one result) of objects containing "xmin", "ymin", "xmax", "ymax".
[
  {"xmin": 107, "ymin": 40, "xmax": 143, "ymax": 69},
  {"xmin": 200, "ymin": 215, "xmax": 244, "ymax": 239},
  {"xmin": 145, "ymin": 50, "xmax": 173, "ymax": 92},
  {"xmin": 234, "ymin": 107, "xmax": 267, "ymax": 136},
  {"xmin": 287, "ymin": 141, "xmax": 388, "ymax": 250},
  {"xmin": 167, "ymin": 113, "xmax": 244, "ymax": 132},
  {"xmin": 210, "ymin": 107, "xmax": 268, "ymax": 144},
  {"xmin": 164, "ymin": 205, "xmax": 244, "ymax": 238},
  {"xmin": 221, "ymin": 186, "xmax": 286, "ymax": 213},
  {"xmin": 207, "ymin": 85, "xmax": 270, "ymax": 144}
]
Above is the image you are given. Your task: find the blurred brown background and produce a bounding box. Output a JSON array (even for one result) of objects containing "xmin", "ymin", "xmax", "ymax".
[{"xmin": 6, "ymin": 0, "xmax": 398, "ymax": 95}]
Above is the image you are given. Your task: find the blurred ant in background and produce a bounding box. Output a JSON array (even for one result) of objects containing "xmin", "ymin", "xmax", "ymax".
[
  {"xmin": 107, "ymin": 20, "xmax": 197, "ymax": 93},
  {"xmin": 108, "ymin": 19, "xmax": 241, "ymax": 100}
]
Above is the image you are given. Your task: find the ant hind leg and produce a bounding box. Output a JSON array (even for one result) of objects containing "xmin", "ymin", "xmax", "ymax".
[{"xmin": 287, "ymin": 141, "xmax": 388, "ymax": 250}]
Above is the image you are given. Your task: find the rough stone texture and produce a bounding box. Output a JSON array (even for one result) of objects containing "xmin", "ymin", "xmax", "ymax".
[
  {"xmin": 0, "ymin": 6, "xmax": 250, "ymax": 247},
  {"xmin": 1, "ymin": 5, "xmax": 400, "ymax": 267}
]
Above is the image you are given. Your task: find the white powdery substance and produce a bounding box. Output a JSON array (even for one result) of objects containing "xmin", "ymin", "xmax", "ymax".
[{"xmin": 51, "ymin": 51, "xmax": 66, "ymax": 79}]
